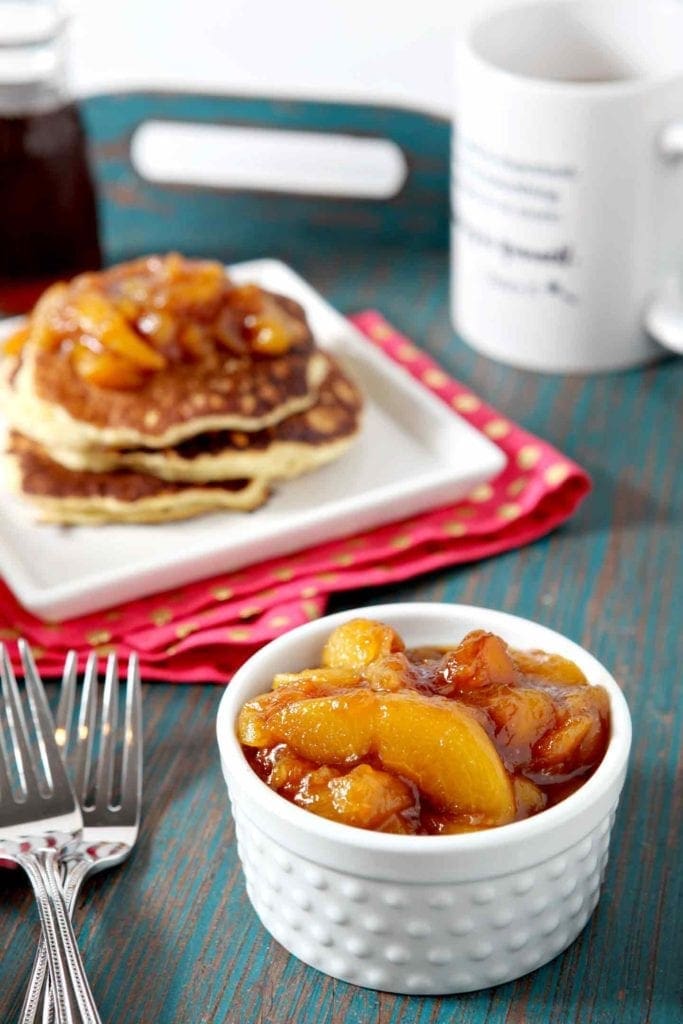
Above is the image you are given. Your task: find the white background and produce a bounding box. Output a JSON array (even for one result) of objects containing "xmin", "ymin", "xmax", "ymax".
[{"xmin": 68, "ymin": 0, "xmax": 510, "ymax": 117}]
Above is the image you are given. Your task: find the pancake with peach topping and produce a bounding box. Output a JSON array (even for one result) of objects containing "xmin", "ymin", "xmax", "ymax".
[
  {"xmin": 4, "ymin": 432, "xmax": 270, "ymax": 524},
  {"xmin": 1, "ymin": 254, "xmax": 327, "ymax": 452},
  {"xmin": 44, "ymin": 354, "xmax": 363, "ymax": 483}
]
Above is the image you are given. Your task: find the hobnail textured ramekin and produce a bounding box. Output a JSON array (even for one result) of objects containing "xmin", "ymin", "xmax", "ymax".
[{"xmin": 217, "ymin": 603, "xmax": 631, "ymax": 994}]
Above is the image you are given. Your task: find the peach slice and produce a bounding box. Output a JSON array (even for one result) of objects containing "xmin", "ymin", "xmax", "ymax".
[
  {"xmin": 321, "ymin": 618, "xmax": 404, "ymax": 670},
  {"xmin": 513, "ymin": 649, "xmax": 588, "ymax": 686},
  {"xmin": 244, "ymin": 686, "xmax": 515, "ymax": 824},
  {"xmin": 363, "ymin": 653, "xmax": 413, "ymax": 693},
  {"xmin": 533, "ymin": 686, "xmax": 609, "ymax": 772},
  {"xmin": 254, "ymin": 744, "xmax": 317, "ymax": 798},
  {"xmin": 167, "ymin": 266, "xmax": 224, "ymax": 309},
  {"xmin": 70, "ymin": 291, "xmax": 166, "ymax": 370},
  {"xmin": 2, "ymin": 326, "xmax": 29, "ymax": 356},
  {"xmin": 271, "ymin": 667, "xmax": 361, "ymax": 690},
  {"xmin": 439, "ymin": 630, "xmax": 518, "ymax": 692},
  {"xmin": 237, "ymin": 683, "xmax": 326, "ymax": 747},
  {"xmin": 486, "ymin": 686, "xmax": 557, "ymax": 762},
  {"xmin": 31, "ymin": 282, "xmax": 69, "ymax": 349},
  {"xmin": 70, "ymin": 346, "xmax": 147, "ymax": 390},
  {"xmin": 248, "ymin": 317, "xmax": 292, "ymax": 357},
  {"xmin": 513, "ymin": 776, "xmax": 547, "ymax": 817},
  {"xmin": 295, "ymin": 763, "xmax": 416, "ymax": 831},
  {"xmin": 375, "ymin": 693, "xmax": 515, "ymax": 825},
  {"xmin": 421, "ymin": 812, "xmax": 492, "ymax": 835},
  {"xmin": 178, "ymin": 323, "xmax": 211, "ymax": 358},
  {"xmin": 533, "ymin": 716, "xmax": 593, "ymax": 768},
  {"xmin": 136, "ymin": 310, "xmax": 176, "ymax": 347},
  {"xmin": 268, "ymin": 690, "xmax": 376, "ymax": 763},
  {"xmin": 237, "ymin": 697, "xmax": 280, "ymax": 747}
]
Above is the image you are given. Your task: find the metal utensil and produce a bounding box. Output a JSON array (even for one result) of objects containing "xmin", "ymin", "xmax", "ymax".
[
  {"xmin": 0, "ymin": 641, "xmax": 101, "ymax": 1024},
  {"xmin": 19, "ymin": 650, "xmax": 142, "ymax": 1024}
]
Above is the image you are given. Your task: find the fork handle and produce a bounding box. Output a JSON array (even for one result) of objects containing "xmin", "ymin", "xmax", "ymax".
[
  {"xmin": 19, "ymin": 858, "xmax": 91, "ymax": 1024},
  {"xmin": 18, "ymin": 850, "xmax": 102, "ymax": 1024}
]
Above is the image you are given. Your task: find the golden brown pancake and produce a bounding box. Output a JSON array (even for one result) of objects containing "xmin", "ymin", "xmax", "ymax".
[
  {"xmin": 5, "ymin": 433, "xmax": 269, "ymax": 524},
  {"xmin": 6, "ymin": 335, "xmax": 328, "ymax": 452},
  {"xmin": 45, "ymin": 355, "xmax": 363, "ymax": 482},
  {"xmin": 1, "ymin": 255, "xmax": 329, "ymax": 450},
  {"xmin": 0, "ymin": 254, "xmax": 365, "ymax": 527}
]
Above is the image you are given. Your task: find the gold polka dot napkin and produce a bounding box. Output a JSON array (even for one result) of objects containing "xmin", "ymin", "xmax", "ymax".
[{"xmin": 0, "ymin": 312, "xmax": 590, "ymax": 682}]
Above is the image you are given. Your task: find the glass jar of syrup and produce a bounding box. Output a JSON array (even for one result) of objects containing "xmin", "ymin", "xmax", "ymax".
[{"xmin": 0, "ymin": 1, "xmax": 101, "ymax": 315}]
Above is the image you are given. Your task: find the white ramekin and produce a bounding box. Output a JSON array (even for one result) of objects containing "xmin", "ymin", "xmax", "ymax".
[{"xmin": 216, "ymin": 603, "xmax": 631, "ymax": 995}]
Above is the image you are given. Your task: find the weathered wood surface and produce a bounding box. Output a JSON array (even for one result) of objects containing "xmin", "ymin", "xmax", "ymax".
[{"xmin": 1, "ymin": 248, "xmax": 681, "ymax": 1023}]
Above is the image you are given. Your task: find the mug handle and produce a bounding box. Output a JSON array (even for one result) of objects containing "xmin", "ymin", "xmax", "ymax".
[{"xmin": 644, "ymin": 122, "xmax": 683, "ymax": 355}]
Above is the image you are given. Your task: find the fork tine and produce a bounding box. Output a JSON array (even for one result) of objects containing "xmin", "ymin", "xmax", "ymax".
[
  {"xmin": 0, "ymin": 643, "xmax": 40, "ymax": 797},
  {"xmin": 75, "ymin": 652, "xmax": 98, "ymax": 805},
  {"xmin": 0, "ymin": 694, "xmax": 15, "ymax": 805},
  {"xmin": 94, "ymin": 652, "xmax": 118, "ymax": 808},
  {"xmin": 120, "ymin": 654, "xmax": 142, "ymax": 817},
  {"xmin": 55, "ymin": 650, "xmax": 78, "ymax": 751},
  {"xmin": 19, "ymin": 640, "xmax": 72, "ymax": 797}
]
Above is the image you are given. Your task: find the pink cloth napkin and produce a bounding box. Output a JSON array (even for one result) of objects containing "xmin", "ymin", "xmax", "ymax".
[{"xmin": 0, "ymin": 313, "xmax": 590, "ymax": 682}]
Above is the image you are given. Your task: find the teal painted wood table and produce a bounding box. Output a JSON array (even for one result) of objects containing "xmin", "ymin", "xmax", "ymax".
[{"xmin": 0, "ymin": 95, "xmax": 681, "ymax": 1024}]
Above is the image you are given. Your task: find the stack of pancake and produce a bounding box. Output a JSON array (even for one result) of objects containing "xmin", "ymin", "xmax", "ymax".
[{"xmin": 1, "ymin": 254, "xmax": 362, "ymax": 524}]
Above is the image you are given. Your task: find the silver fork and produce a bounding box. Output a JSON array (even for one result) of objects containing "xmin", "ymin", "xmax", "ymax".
[
  {"xmin": 0, "ymin": 641, "xmax": 101, "ymax": 1024},
  {"xmin": 20, "ymin": 649, "xmax": 143, "ymax": 1024}
]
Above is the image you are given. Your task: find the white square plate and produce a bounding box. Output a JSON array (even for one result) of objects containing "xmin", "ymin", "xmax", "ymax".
[{"xmin": 0, "ymin": 259, "xmax": 505, "ymax": 620}]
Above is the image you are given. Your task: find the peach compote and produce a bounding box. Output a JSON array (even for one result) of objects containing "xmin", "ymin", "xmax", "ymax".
[
  {"xmin": 3, "ymin": 253, "xmax": 309, "ymax": 390},
  {"xmin": 238, "ymin": 619, "xmax": 611, "ymax": 835}
]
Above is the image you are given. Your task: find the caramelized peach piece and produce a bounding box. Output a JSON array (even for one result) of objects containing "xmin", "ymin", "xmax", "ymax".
[
  {"xmin": 178, "ymin": 322, "xmax": 210, "ymax": 358},
  {"xmin": 167, "ymin": 263, "xmax": 224, "ymax": 308},
  {"xmin": 70, "ymin": 346, "xmax": 146, "ymax": 390},
  {"xmin": 363, "ymin": 653, "xmax": 413, "ymax": 693},
  {"xmin": 295, "ymin": 763, "xmax": 416, "ymax": 831},
  {"xmin": 486, "ymin": 687, "xmax": 557, "ymax": 761},
  {"xmin": 214, "ymin": 309, "xmax": 248, "ymax": 355},
  {"xmin": 137, "ymin": 310, "xmax": 176, "ymax": 347},
  {"xmin": 513, "ymin": 649, "xmax": 588, "ymax": 686},
  {"xmin": 513, "ymin": 776, "xmax": 547, "ymax": 817},
  {"xmin": 269, "ymin": 691, "xmax": 376, "ymax": 763},
  {"xmin": 261, "ymin": 293, "xmax": 309, "ymax": 348},
  {"xmin": 158, "ymin": 251, "xmax": 185, "ymax": 282},
  {"xmin": 3, "ymin": 326, "xmax": 29, "ymax": 356},
  {"xmin": 272, "ymin": 667, "xmax": 361, "ymax": 690},
  {"xmin": 115, "ymin": 274, "xmax": 155, "ymax": 306},
  {"xmin": 375, "ymin": 693, "xmax": 515, "ymax": 824},
  {"xmin": 328, "ymin": 764, "xmax": 416, "ymax": 831},
  {"xmin": 378, "ymin": 813, "xmax": 417, "ymax": 835},
  {"xmin": 322, "ymin": 618, "xmax": 404, "ymax": 670},
  {"xmin": 254, "ymin": 744, "xmax": 317, "ymax": 798},
  {"xmin": 421, "ymin": 811, "xmax": 492, "ymax": 835},
  {"xmin": 533, "ymin": 686, "xmax": 609, "ymax": 772},
  {"xmin": 440, "ymin": 630, "xmax": 517, "ymax": 691},
  {"xmin": 533, "ymin": 716, "xmax": 593, "ymax": 768},
  {"xmin": 70, "ymin": 291, "xmax": 166, "ymax": 370},
  {"xmin": 113, "ymin": 296, "xmax": 140, "ymax": 321},
  {"xmin": 237, "ymin": 697, "xmax": 280, "ymax": 747},
  {"xmin": 238, "ymin": 684, "xmax": 317, "ymax": 747},
  {"xmin": 228, "ymin": 282, "xmax": 263, "ymax": 316},
  {"xmin": 31, "ymin": 282, "xmax": 69, "ymax": 349},
  {"xmin": 247, "ymin": 317, "xmax": 292, "ymax": 356},
  {"xmin": 291, "ymin": 765, "xmax": 341, "ymax": 815}
]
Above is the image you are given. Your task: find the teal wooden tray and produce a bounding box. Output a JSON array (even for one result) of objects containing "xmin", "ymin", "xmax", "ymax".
[{"xmin": 81, "ymin": 91, "xmax": 450, "ymax": 265}]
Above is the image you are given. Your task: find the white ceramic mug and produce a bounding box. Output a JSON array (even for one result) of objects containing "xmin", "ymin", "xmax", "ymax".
[{"xmin": 451, "ymin": 0, "xmax": 683, "ymax": 373}]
